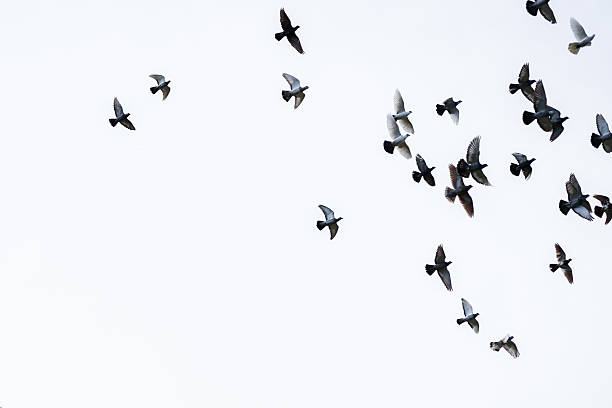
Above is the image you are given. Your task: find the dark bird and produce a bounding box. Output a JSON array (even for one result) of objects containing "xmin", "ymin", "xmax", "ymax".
[
  {"xmin": 456, "ymin": 298, "xmax": 479, "ymax": 333},
  {"xmin": 445, "ymin": 164, "xmax": 474, "ymax": 217},
  {"xmin": 523, "ymin": 81, "xmax": 567, "ymax": 140},
  {"xmin": 425, "ymin": 244, "xmax": 453, "ymax": 291},
  {"xmin": 548, "ymin": 109, "xmax": 568, "ymax": 142},
  {"xmin": 510, "ymin": 153, "xmax": 536, "ymax": 179},
  {"xmin": 568, "ymin": 18, "xmax": 595, "ymax": 55},
  {"xmin": 436, "ymin": 97, "xmax": 461, "ymax": 125},
  {"xmin": 316, "ymin": 205, "xmax": 342, "ymax": 240},
  {"xmin": 509, "ymin": 63, "xmax": 536, "ymax": 103},
  {"xmin": 275, "ymin": 8, "xmax": 304, "ymax": 54},
  {"xmin": 149, "ymin": 74, "xmax": 171, "ymax": 100},
  {"xmin": 526, "ymin": 0, "xmax": 556, "ymax": 24},
  {"xmin": 412, "ymin": 154, "xmax": 436, "ymax": 186},
  {"xmin": 384, "ymin": 114, "xmax": 412, "ymax": 158},
  {"xmin": 590, "ymin": 114, "xmax": 612, "ymax": 152},
  {"xmin": 282, "ymin": 73, "xmax": 308, "ymax": 109},
  {"xmin": 593, "ymin": 195, "xmax": 612, "ymax": 224},
  {"xmin": 109, "ymin": 98, "xmax": 135, "ymax": 130},
  {"xmin": 392, "ymin": 89, "xmax": 414, "ymax": 134},
  {"xmin": 559, "ymin": 174, "xmax": 593, "ymax": 221},
  {"xmin": 549, "ymin": 243, "xmax": 573, "ymax": 284},
  {"xmin": 457, "ymin": 136, "xmax": 491, "ymax": 186},
  {"xmin": 490, "ymin": 335, "xmax": 520, "ymax": 358}
]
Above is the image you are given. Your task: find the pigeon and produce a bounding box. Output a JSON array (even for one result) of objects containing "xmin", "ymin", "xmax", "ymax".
[
  {"xmin": 316, "ymin": 205, "xmax": 342, "ymax": 240},
  {"xmin": 549, "ymin": 243, "xmax": 573, "ymax": 284},
  {"xmin": 509, "ymin": 63, "xmax": 536, "ymax": 103},
  {"xmin": 568, "ymin": 18, "xmax": 595, "ymax": 55},
  {"xmin": 425, "ymin": 244, "xmax": 453, "ymax": 291},
  {"xmin": 109, "ymin": 98, "xmax": 135, "ymax": 130},
  {"xmin": 590, "ymin": 114, "xmax": 612, "ymax": 153},
  {"xmin": 549, "ymin": 109, "xmax": 568, "ymax": 142},
  {"xmin": 490, "ymin": 335, "xmax": 520, "ymax": 358},
  {"xmin": 436, "ymin": 97, "xmax": 461, "ymax": 125},
  {"xmin": 523, "ymin": 81, "xmax": 567, "ymax": 139},
  {"xmin": 282, "ymin": 73, "xmax": 308, "ymax": 109},
  {"xmin": 510, "ymin": 153, "xmax": 536, "ymax": 179},
  {"xmin": 384, "ymin": 114, "xmax": 412, "ymax": 159},
  {"xmin": 275, "ymin": 8, "xmax": 304, "ymax": 54},
  {"xmin": 559, "ymin": 174, "xmax": 593, "ymax": 221},
  {"xmin": 457, "ymin": 136, "xmax": 491, "ymax": 185},
  {"xmin": 445, "ymin": 164, "xmax": 474, "ymax": 217},
  {"xmin": 525, "ymin": 0, "xmax": 556, "ymax": 24},
  {"xmin": 392, "ymin": 90, "xmax": 414, "ymax": 134},
  {"xmin": 456, "ymin": 298, "xmax": 480, "ymax": 333},
  {"xmin": 593, "ymin": 195, "xmax": 612, "ymax": 224},
  {"xmin": 149, "ymin": 74, "xmax": 171, "ymax": 100},
  {"xmin": 412, "ymin": 154, "xmax": 436, "ymax": 186}
]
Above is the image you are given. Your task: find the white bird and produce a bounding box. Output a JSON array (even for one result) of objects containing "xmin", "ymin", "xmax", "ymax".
[
  {"xmin": 490, "ymin": 335, "xmax": 520, "ymax": 358},
  {"xmin": 456, "ymin": 298, "xmax": 480, "ymax": 333},
  {"xmin": 568, "ymin": 18, "xmax": 595, "ymax": 55},
  {"xmin": 392, "ymin": 90, "xmax": 414, "ymax": 134},
  {"xmin": 149, "ymin": 74, "xmax": 171, "ymax": 100},
  {"xmin": 281, "ymin": 73, "xmax": 308, "ymax": 109},
  {"xmin": 383, "ymin": 114, "xmax": 412, "ymax": 159}
]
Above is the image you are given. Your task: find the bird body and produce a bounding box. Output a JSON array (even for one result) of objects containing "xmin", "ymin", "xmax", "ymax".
[
  {"xmin": 456, "ymin": 298, "xmax": 479, "ymax": 333},
  {"xmin": 559, "ymin": 174, "xmax": 593, "ymax": 221},
  {"xmin": 276, "ymin": 9, "xmax": 304, "ymax": 54},
  {"xmin": 425, "ymin": 244, "xmax": 453, "ymax": 291},
  {"xmin": 510, "ymin": 153, "xmax": 535, "ymax": 179},
  {"xmin": 316, "ymin": 205, "xmax": 342, "ymax": 240},
  {"xmin": 490, "ymin": 335, "xmax": 520, "ymax": 358},
  {"xmin": 149, "ymin": 74, "xmax": 171, "ymax": 100},
  {"xmin": 436, "ymin": 97, "xmax": 461, "ymax": 125},
  {"xmin": 568, "ymin": 18, "xmax": 595, "ymax": 54},
  {"xmin": 282, "ymin": 73, "xmax": 308, "ymax": 109},
  {"xmin": 412, "ymin": 154, "xmax": 436, "ymax": 186},
  {"xmin": 109, "ymin": 97, "xmax": 135, "ymax": 130},
  {"xmin": 549, "ymin": 243, "xmax": 573, "ymax": 284}
]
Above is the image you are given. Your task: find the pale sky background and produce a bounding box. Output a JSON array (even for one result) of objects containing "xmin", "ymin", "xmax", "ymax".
[{"xmin": 0, "ymin": 0, "xmax": 610, "ymax": 407}]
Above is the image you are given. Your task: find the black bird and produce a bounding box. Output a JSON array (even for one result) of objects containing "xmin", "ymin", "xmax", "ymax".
[
  {"xmin": 436, "ymin": 98, "xmax": 461, "ymax": 125},
  {"xmin": 510, "ymin": 153, "xmax": 536, "ymax": 179},
  {"xmin": 425, "ymin": 244, "xmax": 453, "ymax": 291},
  {"xmin": 523, "ymin": 81, "xmax": 567, "ymax": 140},
  {"xmin": 490, "ymin": 335, "xmax": 520, "ymax": 358},
  {"xmin": 549, "ymin": 109, "xmax": 568, "ymax": 142},
  {"xmin": 526, "ymin": 0, "xmax": 556, "ymax": 24},
  {"xmin": 559, "ymin": 174, "xmax": 593, "ymax": 221},
  {"xmin": 316, "ymin": 205, "xmax": 342, "ymax": 240},
  {"xmin": 509, "ymin": 63, "xmax": 536, "ymax": 103},
  {"xmin": 412, "ymin": 154, "xmax": 436, "ymax": 186},
  {"xmin": 445, "ymin": 164, "xmax": 474, "ymax": 217},
  {"xmin": 275, "ymin": 8, "xmax": 304, "ymax": 54},
  {"xmin": 109, "ymin": 98, "xmax": 135, "ymax": 130},
  {"xmin": 457, "ymin": 136, "xmax": 491, "ymax": 185},
  {"xmin": 549, "ymin": 243, "xmax": 573, "ymax": 284},
  {"xmin": 593, "ymin": 195, "xmax": 612, "ymax": 224}
]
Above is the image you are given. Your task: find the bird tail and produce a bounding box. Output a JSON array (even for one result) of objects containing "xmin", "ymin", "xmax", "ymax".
[
  {"xmin": 525, "ymin": 1, "xmax": 538, "ymax": 16},
  {"xmin": 559, "ymin": 200, "xmax": 571, "ymax": 215},
  {"xmin": 412, "ymin": 171, "xmax": 422, "ymax": 183},
  {"xmin": 522, "ymin": 111, "xmax": 536, "ymax": 125},
  {"xmin": 568, "ymin": 42, "xmax": 581, "ymax": 55},
  {"xmin": 425, "ymin": 264, "xmax": 436, "ymax": 276},
  {"xmin": 510, "ymin": 163, "xmax": 521, "ymax": 177},
  {"xmin": 594, "ymin": 206, "xmax": 604, "ymax": 218},
  {"xmin": 509, "ymin": 83, "xmax": 520, "ymax": 94},
  {"xmin": 282, "ymin": 90, "xmax": 292, "ymax": 102},
  {"xmin": 456, "ymin": 318, "xmax": 466, "ymax": 325},
  {"xmin": 457, "ymin": 159, "xmax": 470, "ymax": 178},
  {"xmin": 316, "ymin": 221, "xmax": 325, "ymax": 230},
  {"xmin": 383, "ymin": 141, "xmax": 395, "ymax": 154},
  {"xmin": 275, "ymin": 32, "xmax": 285, "ymax": 41},
  {"xmin": 591, "ymin": 133, "xmax": 602, "ymax": 148},
  {"xmin": 445, "ymin": 187, "xmax": 456, "ymax": 203},
  {"xmin": 435, "ymin": 104, "xmax": 445, "ymax": 116},
  {"xmin": 550, "ymin": 264, "xmax": 559, "ymax": 272},
  {"xmin": 150, "ymin": 86, "xmax": 158, "ymax": 94},
  {"xmin": 109, "ymin": 118, "xmax": 118, "ymax": 127}
]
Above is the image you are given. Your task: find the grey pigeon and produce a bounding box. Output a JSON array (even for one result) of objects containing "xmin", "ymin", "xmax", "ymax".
[
  {"xmin": 316, "ymin": 205, "xmax": 342, "ymax": 240},
  {"xmin": 384, "ymin": 114, "xmax": 412, "ymax": 159},
  {"xmin": 559, "ymin": 174, "xmax": 593, "ymax": 221},
  {"xmin": 549, "ymin": 243, "xmax": 573, "ymax": 284},
  {"xmin": 436, "ymin": 97, "xmax": 461, "ymax": 125},
  {"xmin": 109, "ymin": 98, "xmax": 135, "ymax": 130},
  {"xmin": 456, "ymin": 298, "xmax": 480, "ymax": 333},
  {"xmin": 509, "ymin": 63, "xmax": 536, "ymax": 103},
  {"xmin": 510, "ymin": 153, "xmax": 536, "ymax": 179},
  {"xmin": 593, "ymin": 195, "xmax": 612, "ymax": 225},
  {"xmin": 392, "ymin": 90, "xmax": 414, "ymax": 134},
  {"xmin": 282, "ymin": 73, "xmax": 308, "ymax": 109},
  {"xmin": 568, "ymin": 18, "xmax": 595, "ymax": 55},
  {"xmin": 445, "ymin": 164, "xmax": 474, "ymax": 217},
  {"xmin": 548, "ymin": 109, "xmax": 568, "ymax": 142},
  {"xmin": 523, "ymin": 81, "xmax": 567, "ymax": 140},
  {"xmin": 590, "ymin": 114, "xmax": 612, "ymax": 153},
  {"xmin": 425, "ymin": 244, "xmax": 453, "ymax": 291},
  {"xmin": 412, "ymin": 154, "xmax": 436, "ymax": 186},
  {"xmin": 525, "ymin": 0, "xmax": 556, "ymax": 24},
  {"xmin": 275, "ymin": 8, "xmax": 304, "ymax": 54},
  {"xmin": 149, "ymin": 74, "xmax": 171, "ymax": 100},
  {"xmin": 457, "ymin": 136, "xmax": 491, "ymax": 185},
  {"xmin": 490, "ymin": 335, "xmax": 520, "ymax": 358}
]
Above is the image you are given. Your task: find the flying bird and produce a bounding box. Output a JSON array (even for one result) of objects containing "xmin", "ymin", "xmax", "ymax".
[
  {"xmin": 392, "ymin": 89, "xmax": 414, "ymax": 134},
  {"xmin": 316, "ymin": 205, "xmax": 342, "ymax": 240},
  {"xmin": 523, "ymin": 81, "xmax": 566, "ymax": 140},
  {"xmin": 510, "ymin": 153, "xmax": 536, "ymax": 179},
  {"xmin": 490, "ymin": 335, "xmax": 520, "ymax": 358},
  {"xmin": 568, "ymin": 18, "xmax": 595, "ymax": 55},
  {"xmin": 446, "ymin": 164, "xmax": 474, "ymax": 217},
  {"xmin": 509, "ymin": 63, "xmax": 536, "ymax": 103},
  {"xmin": 109, "ymin": 98, "xmax": 135, "ymax": 130},
  {"xmin": 436, "ymin": 98, "xmax": 461, "ymax": 125},
  {"xmin": 425, "ymin": 244, "xmax": 453, "ymax": 291},
  {"xmin": 384, "ymin": 114, "xmax": 412, "ymax": 159},
  {"xmin": 412, "ymin": 154, "xmax": 436, "ymax": 186},
  {"xmin": 457, "ymin": 298, "xmax": 480, "ymax": 333},
  {"xmin": 525, "ymin": 0, "xmax": 556, "ymax": 24},
  {"xmin": 593, "ymin": 195, "xmax": 612, "ymax": 224},
  {"xmin": 275, "ymin": 8, "xmax": 304, "ymax": 54},
  {"xmin": 590, "ymin": 114, "xmax": 612, "ymax": 153},
  {"xmin": 548, "ymin": 109, "xmax": 568, "ymax": 142},
  {"xmin": 282, "ymin": 73, "xmax": 308, "ymax": 109},
  {"xmin": 457, "ymin": 136, "xmax": 491, "ymax": 186},
  {"xmin": 149, "ymin": 74, "xmax": 171, "ymax": 100},
  {"xmin": 559, "ymin": 174, "xmax": 593, "ymax": 221},
  {"xmin": 549, "ymin": 243, "xmax": 573, "ymax": 284}
]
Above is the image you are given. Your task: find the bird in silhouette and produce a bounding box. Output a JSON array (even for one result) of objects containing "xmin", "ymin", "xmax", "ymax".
[
  {"xmin": 282, "ymin": 73, "xmax": 308, "ymax": 109},
  {"xmin": 412, "ymin": 154, "xmax": 436, "ymax": 186},
  {"xmin": 445, "ymin": 164, "xmax": 474, "ymax": 217},
  {"xmin": 457, "ymin": 136, "xmax": 491, "ymax": 185},
  {"xmin": 149, "ymin": 74, "xmax": 171, "ymax": 100},
  {"xmin": 392, "ymin": 89, "xmax": 414, "ymax": 134},
  {"xmin": 316, "ymin": 205, "xmax": 342, "ymax": 240},
  {"xmin": 568, "ymin": 18, "xmax": 595, "ymax": 55},
  {"xmin": 275, "ymin": 8, "xmax": 304, "ymax": 54},
  {"xmin": 593, "ymin": 195, "xmax": 612, "ymax": 224},
  {"xmin": 425, "ymin": 244, "xmax": 453, "ymax": 291},
  {"xmin": 384, "ymin": 114, "xmax": 412, "ymax": 159},
  {"xmin": 590, "ymin": 114, "xmax": 612, "ymax": 153},
  {"xmin": 559, "ymin": 174, "xmax": 593, "ymax": 221},
  {"xmin": 436, "ymin": 98, "xmax": 461, "ymax": 125},
  {"xmin": 510, "ymin": 153, "xmax": 536, "ymax": 179},
  {"xmin": 549, "ymin": 243, "xmax": 573, "ymax": 284},
  {"xmin": 457, "ymin": 298, "xmax": 479, "ymax": 333},
  {"xmin": 509, "ymin": 63, "xmax": 536, "ymax": 103},
  {"xmin": 490, "ymin": 335, "xmax": 520, "ymax": 358},
  {"xmin": 526, "ymin": 0, "xmax": 556, "ymax": 24},
  {"xmin": 523, "ymin": 81, "xmax": 566, "ymax": 140},
  {"xmin": 109, "ymin": 98, "xmax": 135, "ymax": 130}
]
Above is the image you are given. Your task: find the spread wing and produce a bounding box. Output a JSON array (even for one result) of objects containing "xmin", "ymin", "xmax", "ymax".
[
  {"xmin": 466, "ymin": 136, "xmax": 481, "ymax": 164},
  {"xmin": 280, "ymin": 8, "xmax": 293, "ymax": 30},
  {"xmin": 449, "ymin": 164, "xmax": 463, "ymax": 189},
  {"xmin": 393, "ymin": 89, "xmax": 405, "ymax": 113},
  {"xmin": 287, "ymin": 33, "xmax": 304, "ymax": 54},
  {"xmin": 318, "ymin": 205, "xmax": 334, "ymax": 221},
  {"xmin": 461, "ymin": 298, "xmax": 473, "ymax": 317},
  {"xmin": 438, "ymin": 268, "xmax": 452, "ymax": 291},
  {"xmin": 504, "ymin": 340, "xmax": 520, "ymax": 358},
  {"xmin": 398, "ymin": 117, "xmax": 414, "ymax": 134},
  {"xmin": 540, "ymin": 3, "xmax": 556, "ymax": 24},
  {"xmin": 569, "ymin": 174, "xmax": 583, "ymax": 196},
  {"xmin": 329, "ymin": 223, "xmax": 339, "ymax": 240},
  {"xmin": 449, "ymin": 107, "xmax": 460, "ymax": 125},
  {"xmin": 294, "ymin": 92, "xmax": 305, "ymax": 109},
  {"xmin": 512, "ymin": 153, "xmax": 528, "ymax": 164},
  {"xmin": 472, "ymin": 169, "xmax": 491, "ymax": 186},
  {"xmin": 554, "ymin": 243, "xmax": 566, "ymax": 263},
  {"xmin": 573, "ymin": 205, "xmax": 594, "ymax": 221},
  {"xmin": 119, "ymin": 117, "xmax": 135, "ymax": 130},
  {"xmin": 570, "ymin": 17, "xmax": 588, "ymax": 41},
  {"xmin": 282, "ymin": 73, "xmax": 300, "ymax": 90},
  {"xmin": 434, "ymin": 244, "xmax": 446, "ymax": 264},
  {"xmin": 161, "ymin": 86, "xmax": 171, "ymax": 100},
  {"xmin": 518, "ymin": 63, "xmax": 530, "ymax": 82},
  {"xmin": 593, "ymin": 194, "xmax": 610, "ymax": 205},
  {"xmin": 387, "ymin": 114, "xmax": 401, "ymax": 139},
  {"xmin": 534, "ymin": 80, "xmax": 547, "ymax": 111},
  {"xmin": 468, "ymin": 319, "xmax": 479, "ymax": 333},
  {"xmin": 397, "ymin": 142, "xmax": 412, "ymax": 159},
  {"xmin": 458, "ymin": 191, "xmax": 474, "ymax": 217},
  {"xmin": 560, "ymin": 264, "xmax": 573, "ymax": 284},
  {"xmin": 416, "ymin": 154, "xmax": 429, "ymax": 173},
  {"xmin": 597, "ymin": 114, "xmax": 610, "ymax": 136},
  {"xmin": 113, "ymin": 97, "xmax": 124, "ymax": 117},
  {"xmin": 149, "ymin": 74, "xmax": 165, "ymax": 85}
]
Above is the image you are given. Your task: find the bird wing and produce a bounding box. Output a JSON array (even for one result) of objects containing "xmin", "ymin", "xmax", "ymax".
[
  {"xmin": 393, "ymin": 89, "xmax": 405, "ymax": 113},
  {"xmin": 570, "ymin": 17, "xmax": 588, "ymax": 41},
  {"xmin": 329, "ymin": 223, "xmax": 339, "ymax": 240},
  {"xmin": 387, "ymin": 114, "xmax": 401, "ymax": 139},
  {"xmin": 294, "ymin": 92, "xmax": 305, "ymax": 109},
  {"xmin": 287, "ymin": 33, "xmax": 304, "ymax": 54},
  {"xmin": 279, "ymin": 8, "xmax": 293, "ymax": 30},
  {"xmin": 466, "ymin": 136, "xmax": 481, "ymax": 164},
  {"xmin": 424, "ymin": 173, "xmax": 436, "ymax": 186},
  {"xmin": 468, "ymin": 319, "xmax": 479, "ymax": 333},
  {"xmin": 438, "ymin": 268, "xmax": 453, "ymax": 291},
  {"xmin": 416, "ymin": 154, "xmax": 428, "ymax": 173},
  {"xmin": 518, "ymin": 63, "xmax": 530, "ymax": 82},
  {"xmin": 282, "ymin": 73, "xmax": 301, "ymax": 90},
  {"xmin": 113, "ymin": 97, "xmax": 124, "ymax": 117},
  {"xmin": 449, "ymin": 108, "xmax": 460, "ymax": 125},
  {"xmin": 449, "ymin": 164, "xmax": 460, "ymax": 189},
  {"xmin": 435, "ymin": 244, "xmax": 446, "ymax": 263},
  {"xmin": 398, "ymin": 117, "xmax": 414, "ymax": 134},
  {"xmin": 593, "ymin": 195, "xmax": 610, "ymax": 205},
  {"xmin": 570, "ymin": 174, "xmax": 583, "ymax": 196},
  {"xmin": 119, "ymin": 117, "xmax": 135, "ymax": 130},
  {"xmin": 149, "ymin": 74, "xmax": 165, "ymax": 85},
  {"xmin": 560, "ymin": 264, "xmax": 573, "ymax": 284},
  {"xmin": 534, "ymin": 81, "xmax": 547, "ymax": 111},
  {"xmin": 550, "ymin": 123, "xmax": 564, "ymax": 142},
  {"xmin": 573, "ymin": 205, "xmax": 594, "ymax": 221},
  {"xmin": 539, "ymin": 3, "xmax": 556, "ymax": 24},
  {"xmin": 161, "ymin": 86, "xmax": 171, "ymax": 100},
  {"xmin": 503, "ymin": 341, "xmax": 520, "ymax": 358},
  {"xmin": 318, "ymin": 205, "xmax": 335, "ymax": 221},
  {"xmin": 472, "ymin": 169, "xmax": 491, "ymax": 186},
  {"xmin": 596, "ymin": 114, "xmax": 610, "ymax": 136},
  {"xmin": 397, "ymin": 142, "xmax": 412, "ymax": 159},
  {"xmin": 521, "ymin": 86, "xmax": 536, "ymax": 104},
  {"xmin": 512, "ymin": 153, "xmax": 528, "ymax": 164},
  {"xmin": 458, "ymin": 191, "xmax": 474, "ymax": 217},
  {"xmin": 461, "ymin": 298, "xmax": 473, "ymax": 317},
  {"xmin": 554, "ymin": 243, "xmax": 566, "ymax": 262}
]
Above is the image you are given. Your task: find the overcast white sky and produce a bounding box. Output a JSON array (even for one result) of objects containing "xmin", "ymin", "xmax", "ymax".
[{"xmin": 0, "ymin": 0, "xmax": 610, "ymax": 407}]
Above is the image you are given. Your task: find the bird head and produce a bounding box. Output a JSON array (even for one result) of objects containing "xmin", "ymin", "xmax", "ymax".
[
  {"xmin": 302, "ymin": 86, "xmax": 309, "ymax": 91},
  {"xmin": 482, "ymin": 163, "xmax": 488, "ymax": 169},
  {"xmin": 446, "ymin": 261, "xmax": 453, "ymax": 266},
  {"xmin": 582, "ymin": 194, "xmax": 590, "ymax": 200},
  {"xmin": 560, "ymin": 117, "xmax": 569, "ymax": 123},
  {"xmin": 295, "ymin": 25, "xmax": 300, "ymax": 30},
  {"xmin": 529, "ymin": 158, "xmax": 536, "ymax": 163},
  {"xmin": 567, "ymin": 258, "xmax": 572, "ymax": 263},
  {"xmin": 465, "ymin": 185, "xmax": 473, "ymax": 191},
  {"xmin": 336, "ymin": 217, "xmax": 343, "ymax": 222},
  {"xmin": 166, "ymin": 80, "xmax": 171, "ymax": 85},
  {"xmin": 474, "ymin": 313, "xmax": 480, "ymax": 318},
  {"xmin": 430, "ymin": 166, "xmax": 436, "ymax": 171},
  {"xmin": 528, "ymin": 79, "xmax": 536, "ymax": 85},
  {"xmin": 125, "ymin": 113, "xmax": 130, "ymax": 118},
  {"xmin": 456, "ymin": 100, "xmax": 462, "ymax": 105}
]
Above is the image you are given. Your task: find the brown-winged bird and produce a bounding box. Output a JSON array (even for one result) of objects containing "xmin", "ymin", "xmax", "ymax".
[
  {"xmin": 549, "ymin": 243, "xmax": 573, "ymax": 284},
  {"xmin": 593, "ymin": 195, "xmax": 612, "ymax": 224},
  {"xmin": 445, "ymin": 164, "xmax": 474, "ymax": 217},
  {"xmin": 490, "ymin": 335, "xmax": 520, "ymax": 358}
]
